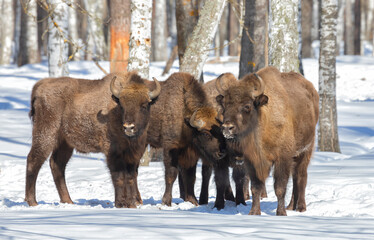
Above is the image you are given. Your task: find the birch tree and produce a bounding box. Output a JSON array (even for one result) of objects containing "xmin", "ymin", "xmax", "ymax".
[
  {"xmin": 239, "ymin": 0, "xmax": 268, "ymax": 78},
  {"xmin": 18, "ymin": 0, "xmax": 40, "ymax": 66},
  {"xmin": 353, "ymin": 0, "xmax": 360, "ymax": 55},
  {"xmin": 180, "ymin": 0, "xmax": 226, "ymax": 80},
  {"xmin": 269, "ymin": 0, "xmax": 299, "ymax": 72},
  {"xmin": 47, "ymin": 0, "xmax": 69, "ymax": 77},
  {"xmin": 84, "ymin": 0, "xmax": 107, "ymax": 61},
  {"xmin": 127, "ymin": 0, "xmax": 152, "ymax": 79},
  {"xmin": 318, "ymin": 0, "xmax": 340, "ymax": 152},
  {"xmin": 228, "ymin": 0, "xmax": 240, "ymax": 56},
  {"xmin": 0, "ymin": 0, "xmax": 14, "ymax": 65},
  {"xmin": 151, "ymin": 0, "xmax": 167, "ymax": 61},
  {"xmin": 109, "ymin": 0, "xmax": 131, "ymax": 72}
]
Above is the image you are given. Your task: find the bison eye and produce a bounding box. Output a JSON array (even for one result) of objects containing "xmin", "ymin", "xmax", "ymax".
[
  {"xmin": 242, "ymin": 104, "xmax": 251, "ymax": 113},
  {"xmin": 202, "ymin": 131, "xmax": 212, "ymax": 139},
  {"xmin": 141, "ymin": 103, "xmax": 148, "ymax": 110}
]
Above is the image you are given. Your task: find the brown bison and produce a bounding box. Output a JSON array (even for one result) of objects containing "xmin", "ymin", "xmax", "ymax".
[
  {"xmin": 25, "ymin": 72, "xmax": 161, "ymax": 208},
  {"xmin": 146, "ymin": 72, "xmax": 228, "ymax": 207},
  {"xmin": 216, "ymin": 66, "xmax": 319, "ymax": 215}
]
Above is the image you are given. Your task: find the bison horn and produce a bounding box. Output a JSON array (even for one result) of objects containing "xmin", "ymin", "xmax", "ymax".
[
  {"xmin": 149, "ymin": 77, "xmax": 161, "ymax": 100},
  {"xmin": 189, "ymin": 110, "xmax": 205, "ymax": 130},
  {"xmin": 251, "ymin": 73, "xmax": 265, "ymax": 98},
  {"xmin": 110, "ymin": 76, "xmax": 121, "ymax": 98}
]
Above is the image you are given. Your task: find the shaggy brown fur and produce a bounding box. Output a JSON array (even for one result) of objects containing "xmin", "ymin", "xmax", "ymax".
[
  {"xmin": 217, "ymin": 66, "xmax": 319, "ymax": 216},
  {"xmin": 25, "ymin": 71, "xmax": 160, "ymax": 208},
  {"xmin": 146, "ymin": 72, "xmax": 226, "ymax": 206}
]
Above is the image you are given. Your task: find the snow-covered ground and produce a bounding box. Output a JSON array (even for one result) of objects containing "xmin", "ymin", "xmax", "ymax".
[{"xmin": 1, "ymin": 56, "xmax": 374, "ymax": 239}]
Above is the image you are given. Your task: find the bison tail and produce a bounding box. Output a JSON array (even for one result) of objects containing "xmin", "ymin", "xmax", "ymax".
[{"xmin": 29, "ymin": 97, "xmax": 36, "ymax": 123}]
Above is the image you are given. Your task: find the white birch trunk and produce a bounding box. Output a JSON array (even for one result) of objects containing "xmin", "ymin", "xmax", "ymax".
[
  {"xmin": 336, "ymin": 0, "xmax": 346, "ymax": 56},
  {"xmin": 269, "ymin": 0, "xmax": 299, "ymax": 72},
  {"xmin": 68, "ymin": 0, "xmax": 82, "ymax": 60},
  {"xmin": 48, "ymin": 0, "xmax": 69, "ymax": 77},
  {"xmin": 318, "ymin": 0, "xmax": 340, "ymax": 152},
  {"xmin": 128, "ymin": 0, "xmax": 152, "ymax": 79},
  {"xmin": 152, "ymin": 0, "xmax": 167, "ymax": 61},
  {"xmin": 311, "ymin": 0, "xmax": 320, "ymax": 42},
  {"xmin": 180, "ymin": 0, "xmax": 226, "ymax": 80},
  {"xmin": 84, "ymin": 0, "xmax": 107, "ymax": 61},
  {"xmin": 0, "ymin": 0, "xmax": 14, "ymax": 64}
]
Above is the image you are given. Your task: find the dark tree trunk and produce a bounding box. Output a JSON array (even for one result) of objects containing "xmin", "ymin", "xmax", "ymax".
[
  {"xmin": 301, "ymin": 0, "xmax": 313, "ymax": 58},
  {"xmin": 239, "ymin": 0, "xmax": 268, "ymax": 78}
]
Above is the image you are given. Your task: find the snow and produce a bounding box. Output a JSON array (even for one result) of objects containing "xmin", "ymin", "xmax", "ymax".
[{"xmin": 1, "ymin": 56, "xmax": 374, "ymax": 239}]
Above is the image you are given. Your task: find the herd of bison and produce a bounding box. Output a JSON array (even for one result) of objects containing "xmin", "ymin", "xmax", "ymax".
[{"xmin": 25, "ymin": 66, "xmax": 319, "ymax": 216}]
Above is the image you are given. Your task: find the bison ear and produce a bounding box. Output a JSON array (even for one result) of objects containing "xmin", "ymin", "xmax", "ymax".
[
  {"xmin": 216, "ymin": 95, "xmax": 224, "ymax": 105},
  {"xmin": 111, "ymin": 94, "xmax": 120, "ymax": 104},
  {"xmin": 254, "ymin": 94, "xmax": 268, "ymax": 108}
]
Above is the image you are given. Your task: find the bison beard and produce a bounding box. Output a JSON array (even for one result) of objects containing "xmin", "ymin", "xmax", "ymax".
[
  {"xmin": 25, "ymin": 72, "xmax": 161, "ymax": 208},
  {"xmin": 217, "ymin": 66, "xmax": 319, "ymax": 216}
]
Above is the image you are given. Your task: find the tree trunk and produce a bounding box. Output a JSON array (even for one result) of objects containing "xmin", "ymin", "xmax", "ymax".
[
  {"xmin": 151, "ymin": 0, "xmax": 167, "ymax": 61},
  {"xmin": 68, "ymin": 0, "xmax": 82, "ymax": 60},
  {"xmin": 311, "ymin": 0, "xmax": 320, "ymax": 43},
  {"xmin": 179, "ymin": 0, "xmax": 226, "ymax": 80},
  {"xmin": 353, "ymin": 0, "xmax": 360, "ymax": 55},
  {"xmin": 269, "ymin": 0, "xmax": 299, "ymax": 72},
  {"xmin": 219, "ymin": 5, "xmax": 229, "ymax": 56},
  {"xmin": 47, "ymin": 0, "xmax": 69, "ymax": 77},
  {"xmin": 301, "ymin": 0, "xmax": 313, "ymax": 58},
  {"xmin": 344, "ymin": 0, "xmax": 354, "ymax": 55},
  {"xmin": 127, "ymin": 0, "xmax": 152, "ymax": 78},
  {"xmin": 228, "ymin": 0, "xmax": 240, "ymax": 56},
  {"xmin": 0, "ymin": 0, "xmax": 14, "ymax": 65},
  {"xmin": 84, "ymin": 0, "xmax": 107, "ymax": 61},
  {"xmin": 336, "ymin": 0, "xmax": 345, "ymax": 56},
  {"xmin": 239, "ymin": 0, "xmax": 268, "ymax": 78},
  {"xmin": 298, "ymin": 0, "xmax": 304, "ymax": 75},
  {"xmin": 175, "ymin": 0, "xmax": 199, "ymax": 66},
  {"xmin": 318, "ymin": 0, "xmax": 340, "ymax": 153},
  {"xmin": 109, "ymin": 0, "xmax": 131, "ymax": 72},
  {"xmin": 18, "ymin": 0, "xmax": 40, "ymax": 67}
]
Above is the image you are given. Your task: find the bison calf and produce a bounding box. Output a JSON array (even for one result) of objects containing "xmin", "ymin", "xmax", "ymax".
[{"xmin": 25, "ymin": 72, "xmax": 160, "ymax": 208}]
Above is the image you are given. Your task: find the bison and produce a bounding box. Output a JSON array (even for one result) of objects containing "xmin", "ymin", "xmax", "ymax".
[
  {"xmin": 216, "ymin": 66, "xmax": 319, "ymax": 215},
  {"xmin": 146, "ymin": 72, "xmax": 229, "ymax": 207},
  {"xmin": 25, "ymin": 71, "xmax": 161, "ymax": 208}
]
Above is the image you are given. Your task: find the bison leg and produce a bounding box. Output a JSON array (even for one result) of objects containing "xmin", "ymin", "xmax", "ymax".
[
  {"xmin": 247, "ymin": 164, "xmax": 264, "ymax": 215},
  {"xmin": 25, "ymin": 139, "xmax": 55, "ymax": 206},
  {"xmin": 181, "ymin": 165, "xmax": 198, "ymax": 206},
  {"xmin": 134, "ymin": 165, "xmax": 143, "ymax": 205},
  {"xmin": 273, "ymin": 159, "xmax": 292, "ymax": 216},
  {"xmin": 162, "ymin": 149, "xmax": 179, "ymax": 206},
  {"xmin": 213, "ymin": 161, "xmax": 232, "ymax": 210},
  {"xmin": 199, "ymin": 162, "xmax": 212, "ymax": 205},
  {"xmin": 287, "ymin": 149, "xmax": 312, "ymax": 212},
  {"xmin": 178, "ymin": 169, "xmax": 185, "ymax": 200},
  {"xmin": 49, "ymin": 140, "xmax": 74, "ymax": 204},
  {"xmin": 232, "ymin": 166, "xmax": 246, "ymax": 206},
  {"xmin": 123, "ymin": 163, "xmax": 140, "ymax": 208}
]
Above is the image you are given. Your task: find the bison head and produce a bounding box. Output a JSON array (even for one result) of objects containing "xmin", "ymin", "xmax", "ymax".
[
  {"xmin": 216, "ymin": 73, "xmax": 268, "ymax": 140},
  {"xmin": 110, "ymin": 72, "xmax": 161, "ymax": 138},
  {"xmin": 185, "ymin": 107, "xmax": 227, "ymax": 161}
]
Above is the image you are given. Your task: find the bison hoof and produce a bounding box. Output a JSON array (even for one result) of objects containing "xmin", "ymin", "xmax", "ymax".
[
  {"xmin": 296, "ymin": 205, "xmax": 306, "ymax": 212},
  {"xmin": 26, "ymin": 200, "xmax": 38, "ymax": 207},
  {"xmin": 185, "ymin": 196, "xmax": 198, "ymax": 206},
  {"xmin": 162, "ymin": 195, "xmax": 172, "ymax": 206},
  {"xmin": 276, "ymin": 209, "xmax": 287, "ymax": 216},
  {"xmin": 214, "ymin": 201, "xmax": 225, "ymax": 210},
  {"xmin": 199, "ymin": 198, "xmax": 208, "ymax": 205},
  {"xmin": 249, "ymin": 209, "xmax": 261, "ymax": 215}
]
